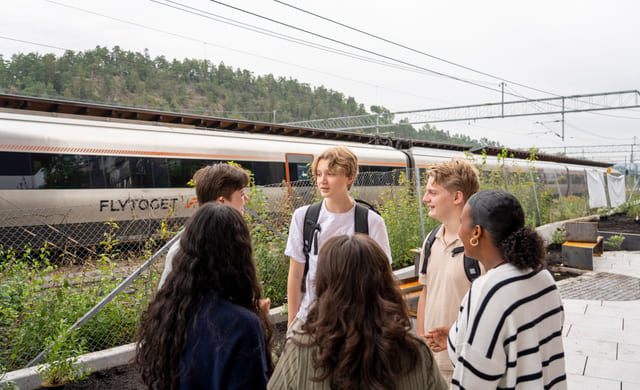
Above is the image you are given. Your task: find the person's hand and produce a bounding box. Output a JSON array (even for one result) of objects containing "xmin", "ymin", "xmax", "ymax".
[
  {"xmin": 424, "ymin": 326, "xmax": 449, "ymax": 353},
  {"xmin": 259, "ymin": 298, "xmax": 271, "ymax": 316}
]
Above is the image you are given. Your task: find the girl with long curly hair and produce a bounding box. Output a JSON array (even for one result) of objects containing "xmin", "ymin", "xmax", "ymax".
[
  {"xmin": 432, "ymin": 190, "xmax": 566, "ymax": 389},
  {"xmin": 136, "ymin": 203, "xmax": 274, "ymax": 390},
  {"xmin": 268, "ymin": 234, "xmax": 447, "ymax": 390}
]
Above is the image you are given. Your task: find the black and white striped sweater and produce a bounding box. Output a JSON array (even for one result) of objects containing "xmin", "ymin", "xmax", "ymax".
[{"xmin": 448, "ymin": 263, "xmax": 567, "ymax": 390}]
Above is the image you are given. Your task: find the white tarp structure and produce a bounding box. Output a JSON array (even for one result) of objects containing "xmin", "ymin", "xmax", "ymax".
[
  {"xmin": 607, "ymin": 174, "xmax": 626, "ymax": 207},
  {"xmin": 585, "ymin": 170, "xmax": 607, "ymax": 209}
]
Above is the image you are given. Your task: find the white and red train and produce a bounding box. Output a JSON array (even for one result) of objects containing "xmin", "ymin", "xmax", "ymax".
[{"xmin": 0, "ymin": 94, "xmax": 614, "ymax": 250}]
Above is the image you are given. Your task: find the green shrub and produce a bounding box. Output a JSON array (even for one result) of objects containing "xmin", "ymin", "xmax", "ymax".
[
  {"xmin": 377, "ymin": 171, "xmax": 435, "ymax": 268},
  {"xmin": 561, "ymin": 196, "xmax": 590, "ymax": 220},
  {"xmin": 244, "ymin": 177, "xmax": 291, "ymax": 307},
  {"xmin": 604, "ymin": 235, "xmax": 625, "ymax": 251},
  {"xmin": 626, "ymin": 202, "xmax": 640, "ymax": 219},
  {"xmin": 597, "ymin": 206, "xmax": 612, "ymax": 217},
  {"xmin": 36, "ymin": 320, "xmax": 92, "ymax": 386},
  {"xmin": 551, "ymin": 228, "xmax": 567, "ymax": 245}
]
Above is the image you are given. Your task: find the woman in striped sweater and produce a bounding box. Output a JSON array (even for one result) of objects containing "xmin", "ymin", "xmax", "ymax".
[{"xmin": 434, "ymin": 190, "xmax": 566, "ymax": 389}]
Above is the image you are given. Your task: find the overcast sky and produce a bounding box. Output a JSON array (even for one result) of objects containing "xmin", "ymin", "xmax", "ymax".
[{"xmin": 2, "ymin": 0, "xmax": 640, "ymax": 164}]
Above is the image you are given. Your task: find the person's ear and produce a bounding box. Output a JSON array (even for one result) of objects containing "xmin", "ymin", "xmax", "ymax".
[
  {"xmin": 453, "ymin": 190, "xmax": 464, "ymax": 205},
  {"xmin": 217, "ymin": 196, "xmax": 226, "ymax": 204},
  {"xmin": 473, "ymin": 225, "xmax": 482, "ymax": 240},
  {"xmin": 347, "ymin": 175, "xmax": 355, "ymax": 185}
]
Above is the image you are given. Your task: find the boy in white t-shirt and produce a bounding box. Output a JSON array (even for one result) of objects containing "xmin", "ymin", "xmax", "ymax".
[{"xmin": 284, "ymin": 146, "xmax": 392, "ymax": 337}]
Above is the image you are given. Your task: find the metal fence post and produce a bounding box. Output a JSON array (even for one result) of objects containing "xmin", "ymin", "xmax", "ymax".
[
  {"xmin": 26, "ymin": 230, "xmax": 183, "ymax": 367},
  {"xmin": 502, "ymin": 165, "xmax": 510, "ymax": 193},
  {"xmin": 556, "ymin": 175, "xmax": 566, "ymax": 219},
  {"xmin": 415, "ymin": 166, "xmax": 425, "ymax": 240},
  {"xmin": 629, "ymin": 175, "xmax": 640, "ymax": 202},
  {"xmin": 528, "ymin": 169, "xmax": 542, "ymax": 226}
]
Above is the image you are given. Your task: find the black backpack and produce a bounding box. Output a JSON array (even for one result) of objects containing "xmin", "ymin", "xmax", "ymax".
[
  {"xmin": 420, "ymin": 224, "xmax": 481, "ymax": 282},
  {"xmin": 301, "ymin": 199, "xmax": 378, "ymax": 292}
]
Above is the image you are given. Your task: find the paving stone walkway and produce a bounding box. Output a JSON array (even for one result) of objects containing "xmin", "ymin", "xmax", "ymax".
[
  {"xmin": 562, "ymin": 250, "xmax": 640, "ymax": 390},
  {"xmin": 558, "ymin": 272, "xmax": 640, "ymax": 300}
]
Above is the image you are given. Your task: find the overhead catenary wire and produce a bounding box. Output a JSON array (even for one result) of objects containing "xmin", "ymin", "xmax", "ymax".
[
  {"xmin": 204, "ymin": 0, "xmax": 530, "ymax": 99},
  {"xmin": 212, "ymin": 0, "xmax": 640, "ymax": 123},
  {"xmin": 272, "ymin": 0, "xmax": 640, "ymax": 121},
  {"xmin": 0, "ymin": 35, "xmax": 69, "ymax": 52},
  {"xmin": 7, "ymin": 2, "xmax": 636, "ymax": 152},
  {"xmin": 38, "ymin": 0, "xmax": 640, "ymax": 123},
  {"xmin": 272, "ymin": 0, "xmax": 561, "ymax": 99},
  {"xmin": 39, "ymin": 0, "xmax": 453, "ymax": 106},
  {"xmin": 152, "ymin": 0, "xmax": 453, "ymax": 76}
]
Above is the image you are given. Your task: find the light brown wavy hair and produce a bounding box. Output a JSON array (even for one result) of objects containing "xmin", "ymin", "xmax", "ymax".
[
  {"xmin": 311, "ymin": 146, "xmax": 359, "ymax": 190},
  {"xmin": 429, "ymin": 158, "xmax": 479, "ymax": 203},
  {"xmin": 301, "ymin": 234, "xmax": 425, "ymax": 390}
]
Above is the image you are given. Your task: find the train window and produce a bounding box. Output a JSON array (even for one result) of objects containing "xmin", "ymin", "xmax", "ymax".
[
  {"xmin": 532, "ymin": 169, "xmax": 545, "ymax": 184},
  {"xmin": 543, "ymin": 171, "xmax": 557, "ymax": 184},
  {"xmin": 285, "ymin": 154, "xmax": 313, "ymax": 183},
  {"xmin": 287, "ymin": 162, "xmax": 311, "ymax": 182},
  {"xmin": 33, "ymin": 153, "xmax": 90, "ymax": 189},
  {"xmin": 168, "ymin": 159, "xmax": 211, "ymax": 187},
  {"xmin": 570, "ymin": 173, "xmax": 585, "ymax": 184},
  {"xmin": 557, "ymin": 174, "xmax": 568, "ymax": 185},
  {"xmin": 0, "ymin": 152, "xmax": 33, "ymax": 175},
  {"xmin": 0, "ymin": 152, "xmax": 286, "ymax": 189},
  {"xmin": 239, "ymin": 161, "xmax": 286, "ymax": 185},
  {"xmin": 0, "ymin": 152, "xmax": 38, "ymax": 189},
  {"xmin": 356, "ymin": 165, "xmax": 399, "ymax": 186}
]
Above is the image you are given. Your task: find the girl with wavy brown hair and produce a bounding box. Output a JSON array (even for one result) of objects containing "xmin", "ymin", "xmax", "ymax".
[
  {"xmin": 136, "ymin": 203, "xmax": 274, "ymax": 390},
  {"xmin": 269, "ymin": 234, "xmax": 447, "ymax": 390}
]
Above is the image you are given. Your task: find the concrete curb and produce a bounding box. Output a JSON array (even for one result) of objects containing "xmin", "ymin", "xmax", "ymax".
[{"xmin": 1, "ymin": 343, "xmax": 135, "ymax": 390}]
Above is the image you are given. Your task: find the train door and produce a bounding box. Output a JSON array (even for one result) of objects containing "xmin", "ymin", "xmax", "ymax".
[{"xmin": 285, "ymin": 153, "xmax": 315, "ymax": 205}]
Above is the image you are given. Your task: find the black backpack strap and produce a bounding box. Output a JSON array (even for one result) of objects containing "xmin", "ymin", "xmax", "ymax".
[
  {"xmin": 301, "ymin": 201, "xmax": 322, "ymax": 292},
  {"xmin": 354, "ymin": 198, "xmax": 380, "ymax": 215},
  {"xmin": 453, "ymin": 245, "xmax": 481, "ymax": 282},
  {"xmin": 420, "ymin": 224, "xmax": 442, "ymax": 275},
  {"xmin": 463, "ymin": 255, "xmax": 482, "ymax": 282},
  {"xmin": 354, "ymin": 204, "xmax": 369, "ymax": 235}
]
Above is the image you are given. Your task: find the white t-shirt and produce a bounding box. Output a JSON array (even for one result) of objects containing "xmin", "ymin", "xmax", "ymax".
[
  {"xmin": 157, "ymin": 241, "xmax": 181, "ymax": 290},
  {"xmin": 284, "ymin": 199, "xmax": 392, "ymax": 322}
]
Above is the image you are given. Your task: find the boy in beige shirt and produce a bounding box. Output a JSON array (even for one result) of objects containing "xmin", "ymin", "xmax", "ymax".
[{"xmin": 417, "ymin": 159, "xmax": 483, "ymax": 384}]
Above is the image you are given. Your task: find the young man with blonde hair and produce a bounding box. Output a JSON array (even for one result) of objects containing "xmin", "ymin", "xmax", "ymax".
[
  {"xmin": 417, "ymin": 159, "xmax": 482, "ymax": 384},
  {"xmin": 285, "ymin": 146, "xmax": 391, "ymax": 337}
]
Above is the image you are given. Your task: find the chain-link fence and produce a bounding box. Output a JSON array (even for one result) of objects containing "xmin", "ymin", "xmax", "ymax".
[{"xmin": 0, "ymin": 164, "xmax": 628, "ymax": 374}]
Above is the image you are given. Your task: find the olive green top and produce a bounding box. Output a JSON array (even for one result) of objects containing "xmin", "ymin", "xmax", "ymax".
[{"xmin": 268, "ymin": 332, "xmax": 448, "ymax": 390}]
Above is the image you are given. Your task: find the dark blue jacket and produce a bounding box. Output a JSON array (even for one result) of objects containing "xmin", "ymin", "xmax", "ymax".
[{"xmin": 179, "ymin": 296, "xmax": 268, "ymax": 390}]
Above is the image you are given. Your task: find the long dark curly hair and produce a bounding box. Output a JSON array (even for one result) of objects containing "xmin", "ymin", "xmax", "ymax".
[
  {"xmin": 467, "ymin": 190, "xmax": 546, "ymax": 271},
  {"xmin": 301, "ymin": 234, "xmax": 425, "ymax": 390},
  {"xmin": 135, "ymin": 203, "xmax": 274, "ymax": 390}
]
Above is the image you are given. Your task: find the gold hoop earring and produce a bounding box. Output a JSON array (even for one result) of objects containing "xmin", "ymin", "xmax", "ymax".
[{"xmin": 470, "ymin": 237, "xmax": 479, "ymax": 247}]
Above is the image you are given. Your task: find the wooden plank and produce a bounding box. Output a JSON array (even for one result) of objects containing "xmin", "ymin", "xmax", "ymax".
[{"xmin": 565, "ymin": 222, "xmax": 598, "ymax": 242}]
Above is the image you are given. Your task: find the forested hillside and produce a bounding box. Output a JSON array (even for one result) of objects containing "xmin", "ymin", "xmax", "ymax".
[{"xmin": 0, "ymin": 46, "xmax": 501, "ymax": 148}]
